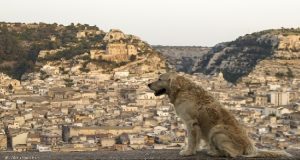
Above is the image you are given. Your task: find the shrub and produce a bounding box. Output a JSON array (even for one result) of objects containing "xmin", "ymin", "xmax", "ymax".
[{"xmin": 275, "ymin": 72, "xmax": 285, "ymax": 79}]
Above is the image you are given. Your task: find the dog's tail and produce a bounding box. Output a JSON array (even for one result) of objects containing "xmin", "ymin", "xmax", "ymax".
[{"xmin": 243, "ymin": 148, "xmax": 292, "ymax": 158}]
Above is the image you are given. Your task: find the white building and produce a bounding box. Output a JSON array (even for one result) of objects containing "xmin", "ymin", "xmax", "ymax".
[{"xmin": 269, "ymin": 92, "xmax": 289, "ymax": 106}]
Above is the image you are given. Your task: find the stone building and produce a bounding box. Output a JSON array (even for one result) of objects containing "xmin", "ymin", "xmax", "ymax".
[
  {"xmin": 8, "ymin": 132, "xmax": 28, "ymax": 150},
  {"xmin": 0, "ymin": 133, "xmax": 7, "ymax": 150},
  {"xmin": 106, "ymin": 43, "xmax": 127, "ymax": 55},
  {"xmin": 102, "ymin": 43, "xmax": 137, "ymax": 63},
  {"xmin": 63, "ymin": 126, "xmax": 141, "ymax": 142},
  {"xmin": 48, "ymin": 87, "xmax": 76, "ymax": 99},
  {"xmin": 26, "ymin": 133, "xmax": 41, "ymax": 148},
  {"xmin": 255, "ymin": 95, "xmax": 268, "ymax": 105},
  {"xmin": 100, "ymin": 138, "xmax": 116, "ymax": 147},
  {"xmin": 90, "ymin": 50, "xmax": 105, "ymax": 60},
  {"xmin": 0, "ymin": 73, "xmax": 22, "ymax": 92},
  {"xmin": 269, "ymin": 92, "xmax": 290, "ymax": 106},
  {"xmin": 103, "ymin": 29, "xmax": 126, "ymax": 42}
]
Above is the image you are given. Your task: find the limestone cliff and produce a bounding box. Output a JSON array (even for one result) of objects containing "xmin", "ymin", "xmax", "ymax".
[
  {"xmin": 244, "ymin": 34, "xmax": 300, "ymax": 83},
  {"xmin": 155, "ymin": 28, "xmax": 300, "ymax": 83}
]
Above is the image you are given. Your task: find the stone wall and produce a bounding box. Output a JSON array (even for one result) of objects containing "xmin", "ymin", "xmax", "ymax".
[
  {"xmin": 104, "ymin": 43, "xmax": 138, "ymax": 62},
  {"xmin": 0, "ymin": 134, "xmax": 7, "ymax": 150},
  {"xmin": 103, "ymin": 29, "xmax": 126, "ymax": 42}
]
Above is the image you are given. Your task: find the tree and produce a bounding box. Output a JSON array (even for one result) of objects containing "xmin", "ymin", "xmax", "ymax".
[
  {"xmin": 129, "ymin": 55, "xmax": 137, "ymax": 61},
  {"xmin": 13, "ymin": 61, "xmax": 31, "ymax": 80},
  {"xmin": 275, "ymin": 72, "xmax": 285, "ymax": 79},
  {"xmin": 287, "ymin": 68, "xmax": 294, "ymax": 78},
  {"xmin": 8, "ymin": 84, "xmax": 13, "ymax": 90},
  {"xmin": 64, "ymin": 78, "xmax": 74, "ymax": 87}
]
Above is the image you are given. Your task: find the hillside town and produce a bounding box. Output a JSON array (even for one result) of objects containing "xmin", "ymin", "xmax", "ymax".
[
  {"xmin": 0, "ymin": 23, "xmax": 299, "ymax": 153},
  {"xmin": 0, "ymin": 68, "xmax": 300, "ymax": 152}
]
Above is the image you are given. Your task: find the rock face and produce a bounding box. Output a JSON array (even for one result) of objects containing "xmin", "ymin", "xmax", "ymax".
[
  {"xmin": 195, "ymin": 32, "xmax": 279, "ymax": 83},
  {"xmin": 153, "ymin": 46, "xmax": 210, "ymax": 73},
  {"xmin": 276, "ymin": 35, "xmax": 300, "ymax": 58},
  {"xmin": 155, "ymin": 29, "xmax": 300, "ymax": 83},
  {"xmin": 245, "ymin": 34, "xmax": 300, "ymax": 82}
]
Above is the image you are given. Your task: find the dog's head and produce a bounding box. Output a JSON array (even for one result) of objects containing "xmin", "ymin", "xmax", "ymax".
[{"xmin": 148, "ymin": 72, "xmax": 178, "ymax": 96}]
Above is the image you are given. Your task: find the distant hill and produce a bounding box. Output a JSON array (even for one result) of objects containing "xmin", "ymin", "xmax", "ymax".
[
  {"xmin": 0, "ymin": 22, "xmax": 166, "ymax": 80},
  {"xmin": 154, "ymin": 28, "xmax": 300, "ymax": 83},
  {"xmin": 1, "ymin": 22, "xmax": 300, "ymax": 83}
]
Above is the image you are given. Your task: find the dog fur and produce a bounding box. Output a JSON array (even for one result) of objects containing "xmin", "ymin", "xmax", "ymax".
[{"xmin": 148, "ymin": 72, "xmax": 292, "ymax": 158}]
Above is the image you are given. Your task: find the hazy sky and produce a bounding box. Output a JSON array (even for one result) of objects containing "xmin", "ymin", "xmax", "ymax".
[{"xmin": 1, "ymin": 0, "xmax": 300, "ymax": 46}]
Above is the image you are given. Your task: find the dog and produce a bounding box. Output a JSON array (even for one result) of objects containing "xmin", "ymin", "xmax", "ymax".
[{"xmin": 148, "ymin": 72, "xmax": 292, "ymax": 158}]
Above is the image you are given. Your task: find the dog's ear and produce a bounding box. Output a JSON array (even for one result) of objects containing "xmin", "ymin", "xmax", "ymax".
[
  {"xmin": 169, "ymin": 75, "xmax": 184, "ymax": 92},
  {"xmin": 167, "ymin": 71, "xmax": 177, "ymax": 80}
]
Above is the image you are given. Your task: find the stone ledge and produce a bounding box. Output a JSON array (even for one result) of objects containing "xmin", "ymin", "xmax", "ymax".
[{"xmin": 0, "ymin": 149, "xmax": 299, "ymax": 160}]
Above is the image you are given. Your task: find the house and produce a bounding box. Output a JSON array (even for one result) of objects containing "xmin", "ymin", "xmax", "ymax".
[
  {"xmin": 36, "ymin": 145, "xmax": 51, "ymax": 152},
  {"xmin": 63, "ymin": 126, "xmax": 142, "ymax": 142},
  {"xmin": 100, "ymin": 138, "xmax": 115, "ymax": 147},
  {"xmin": 9, "ymin": 131, "xmax": 28, "ymax": 150},
  {"xmin": 26, "ymin": 133, "xmax": 41, "ymax": 147},
  {"xmin": 38, "ymin": 87, "xmax": 48, "ymax": 96},
  {"xmin": 269, "ymin": 92, "xmax": 290, "ymax": 106},
  {"xmin": 14, "ymin": 144, "xmax": 27, "ymax": 152},
  {"xmin": 0, "ymin": 132, "xmax": 7, "ymax": 150},
  {"xmin": 121, "ymin": 105, "xmax": 138, "ymax": 112},
  {"xmin": 157, "ymin": 110, "xmax": 169, "ymax": 117},
  {"xmin": 153, "ymin": 126, "xmax": 168, "ymax": 135},
  {"xmin": 41, "ymin": 133, "xmax": 61, "ymax": 145},
  {"xmin": 128, "ymin": 135, "xmax": 144, "ymax": 145},
  {"xmin": 90, "ymin": 50, "xmax": 105, "ymax": 60},
  {"xmin": 153, "ymin": 144, "xmax": 168, "ymax": 149},
  {"xmin": 264, "ymin": 107, "xmax": 280, "ymax": 116},
  {"xmin": 255, "ymin": 95, "xmax": 268, "ymax": 105},
  {"xmin": 48, "ymin": 87, "xmax": 76, "ymax": 99},
  {"xmin": 114, "ymin": 71, "xmax": 129, "ymax": 79},
  {"xmin": 114, "ymin": 144, "xmax": 129, "ymax": 151},
  {"xmin": 143, "ymin": 118, "xmax": 158, "ymax": 127}
]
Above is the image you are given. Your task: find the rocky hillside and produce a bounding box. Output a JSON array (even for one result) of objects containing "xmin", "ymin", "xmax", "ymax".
[
  {"xmin": 0, "ymin": 22, "xmax": 166, "ymax": 80},
  {"xmin": 155, "ymin": 28, "xmax": 300, "ymax": 83},
  {"xmin": 1, "ymin": 22, "xmax": 299, "ymax": 83},
  {"xmin": 153, "ymin": 46, "xmax": 210, "ymax": 73}
]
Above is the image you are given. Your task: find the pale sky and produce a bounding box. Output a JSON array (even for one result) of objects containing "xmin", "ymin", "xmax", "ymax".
[{"xmin": 1, "ymin": 0, "xmax": 300, "ymax": 46}]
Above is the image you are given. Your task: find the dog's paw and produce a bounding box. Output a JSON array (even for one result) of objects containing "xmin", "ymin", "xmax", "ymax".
[
  {"xmin": 206, "ymin": 150, "xmax": 219, "ymax": 157},
  {"xmin": 179, "ymin": 149, "xmax": 196, "ymax": 156},
  {"xmin": 197, "ymin": 144, "xmax": 209, "ymax": 152}
]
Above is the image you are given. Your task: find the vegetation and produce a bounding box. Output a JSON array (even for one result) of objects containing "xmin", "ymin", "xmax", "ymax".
[
  {"xmin": 0, "ymin": 22, "xmax": 105, "ymax": 79},
  {"xmin": 40, "ymin": 70, "xmax": 50, "ymax": 80},
  {"xmin": 269, "ymin": 113, "xmax": 277, "ymax": 117},
  {"xmin": 79, "ymin": 67, "xmax": 90, "ymax": 73},
  {"xmin": 41, "ymin": 43, "xmax": 89, "ymax": 61},
  {"xmin": 129, "ymin": 55, "xmax": 137, "ymax": 61},
  {"xmin": 287, "ymin": 67, "xmax": 294, "ymax": 78},
  {"xmin": 63, "ymin": 78, "xmax": 74, "ymax": 87},
  {"xmin": 275, "ymin": 68, "xmax": 294, "ymax": 79},
  {"xmin": 275, "ymin": 72, "xmax": 285, "ymax": 79},
  {"xmin": 194, "ymin": 27, "xmax": 300, "ymax": 83}
]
